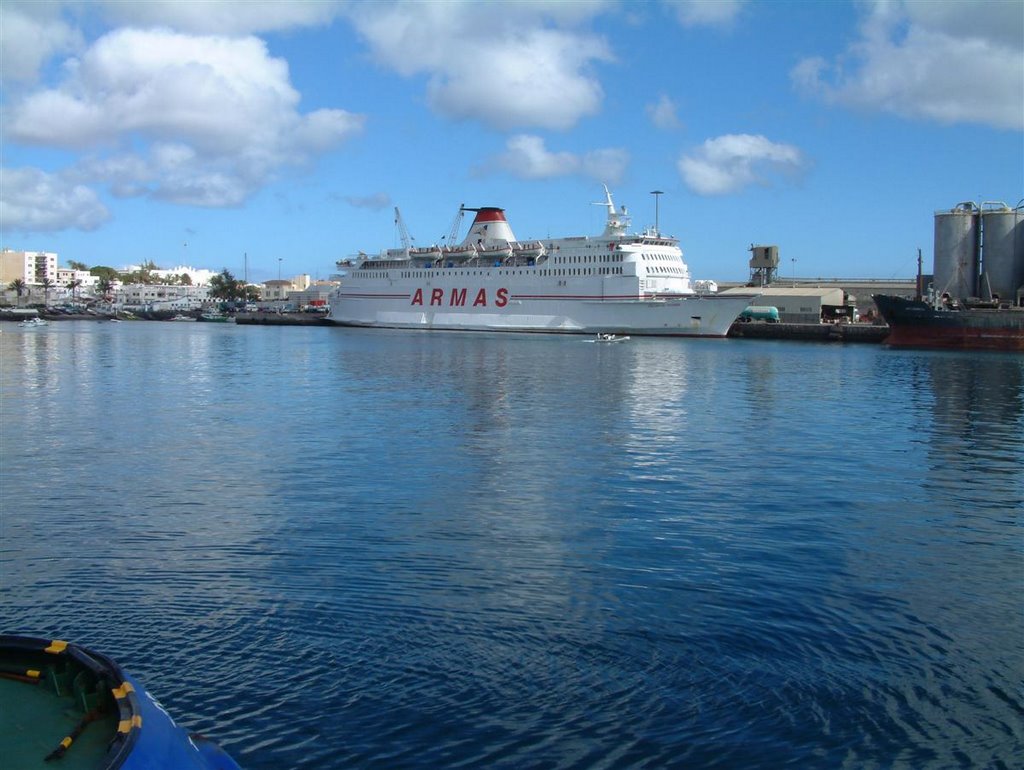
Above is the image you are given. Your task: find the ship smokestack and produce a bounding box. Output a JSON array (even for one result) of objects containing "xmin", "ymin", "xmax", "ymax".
[{"xmin": 462, "ymin": 207, "xmax": 517, "ymax": 246}]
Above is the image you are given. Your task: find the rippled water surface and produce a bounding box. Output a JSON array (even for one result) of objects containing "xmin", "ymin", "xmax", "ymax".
[{"xmin": 2, "ymin": 321, "xmax": 1022, "ymax": 769}]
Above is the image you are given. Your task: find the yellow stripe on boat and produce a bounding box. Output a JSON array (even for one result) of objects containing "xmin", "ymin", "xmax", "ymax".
[
  {"xmin": 113, "ymin": 681, "xmax": 135, "ymax": 698},
  {"xmin": 45, "ymin": 640, "xmax": 68, "ymax": 654},
  {"xmin": 117, "ymin": 715, "xmax": 142, "ymax": 733}
]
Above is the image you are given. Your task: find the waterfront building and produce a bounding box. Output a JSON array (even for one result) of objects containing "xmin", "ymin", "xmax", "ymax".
[
  {"xmin": 114, "ymin": 283, "xmax": 210, "ymax": 310},
  {"xmin": 0, "ymin": 249, "xmax": 59, "ymax": 286}
]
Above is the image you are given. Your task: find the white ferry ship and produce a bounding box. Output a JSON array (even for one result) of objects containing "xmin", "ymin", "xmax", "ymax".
[{"xmin": 328, "ymin": 187, "xmax": 757, "ymax": 336}]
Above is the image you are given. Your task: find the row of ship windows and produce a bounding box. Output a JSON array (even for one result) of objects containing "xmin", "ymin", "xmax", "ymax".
[
  {"xmin": 551, "ymin": 255, "xmax": 624, "ymax": 264},
  {"xmin": 391, "ymin": 268, "xmax": 629, "ymax": 279}
]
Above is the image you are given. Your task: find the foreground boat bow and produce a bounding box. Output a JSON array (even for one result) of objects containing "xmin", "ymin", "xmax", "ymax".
[{"xmin": 0, "ymin": 635, "xmax": 240, "ymax": 770}]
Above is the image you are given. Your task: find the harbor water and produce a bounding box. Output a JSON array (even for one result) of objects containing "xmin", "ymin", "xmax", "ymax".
[{"xmin": 1, "ymin": 322, "xmax": 1021, "ymax": 769}]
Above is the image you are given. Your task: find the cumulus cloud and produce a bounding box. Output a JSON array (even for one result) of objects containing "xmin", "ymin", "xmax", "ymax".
[
  {"xmin": 1, "ymin": 167, "xmax": 111, "ymax": 233},
  {"xmin": 343, "ymin": 2, "xmax": 612, "ymax": 130},
  {"xmin": 678, "ymin": 134, "xmax": 803, "ymax": 195},
  {"xmin": 492, "ymin": 135, "xmax": 628, "ymax": 184},
  {"xmin": 792, "ymin": 0, "xmax": 1024, "ymax": 130},
  {"xmin": 6, "ymin": 28, "xmax": 365, "ymax": 207},
  {"xmin": 0, "ymin": 0, "xmax": 343, "ymax": 84},
  {"xmin": 647, "ymin": 94, "xmax": 682, "ymax": 129},
  {"xmin": 0, "ymin": 2, "xmax": 82, "ymax": 84},
  {"xmin": 96, "ymin": 0, "xmax": 343, "ymax": 36},
  {"xmin": 667, "ymin": 0, "xmax": 745, "ymax": 28}
]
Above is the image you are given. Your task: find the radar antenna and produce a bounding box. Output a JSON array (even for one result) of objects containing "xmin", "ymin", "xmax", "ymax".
[{"xmin": 593, "ymin": 184, "xmax": 629, "ymax": 237}]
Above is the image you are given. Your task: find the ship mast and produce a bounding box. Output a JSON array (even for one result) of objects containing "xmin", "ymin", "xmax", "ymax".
[{"xmin": 594, "ymin": 184, "xmax": 629, "ymax": 238}]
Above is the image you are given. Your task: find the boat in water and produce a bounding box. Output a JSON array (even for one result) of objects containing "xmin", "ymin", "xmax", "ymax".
[
  {"xmin": 329, "ymin": 187, "xmax": 757, "ymax": 336},
  {"xmin": 873, "ymin": 294, "xmax": 1024, "ymax": 351},
  {"xmin": 18, "ymin": 317, "xmax": 49, "ymax": 328},
  {"xmin": 0, "ymin": 635, "xmax": 240, "ymax": 770},
  {"xmin": 591, "ymin": 333, "xmax": 630, "ymax": 343}
]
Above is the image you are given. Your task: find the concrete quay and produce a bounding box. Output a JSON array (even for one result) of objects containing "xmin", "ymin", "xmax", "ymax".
[{"xmin": 728, "ymin": 321, "xmax": 890, "ymax": 343}]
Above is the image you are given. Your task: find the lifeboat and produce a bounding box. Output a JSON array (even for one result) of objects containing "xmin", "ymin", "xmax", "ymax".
[
  {"xmin": 476, "ymin": 241, "xmax": 513, "ymax": 260},
  {"xmin": 512, "ymin": 241, "xmax": 546, "ymax": 259},
  {"xmin": 410, "ymin": 245, "xmax": 442, "ymax": 259},
  {"xmin": 442, "ymin": 244, "xmax": 478, "ymax": 260}
]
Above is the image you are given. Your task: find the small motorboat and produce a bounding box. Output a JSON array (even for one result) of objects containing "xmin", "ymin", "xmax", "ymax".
[
  {"xmin": 591, "ymin": 333, "xmax": 630, "ymax": 343},
  {"xmin": 0, "ymin": 635, "xmax": 240, "ymax": 770},
  {"xmin": 18, "ymin": 317, "xmax": 49, "ymax": 328}
]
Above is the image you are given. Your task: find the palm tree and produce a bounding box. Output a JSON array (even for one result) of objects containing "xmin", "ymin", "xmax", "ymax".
[
  {"xmin": 208, "ymin": 269, "xmax": 244, "ymax": 302},
  {"xmin": 8, "ymin": 279, "xmax": 27, "ymax": 307},
  {"xmin": 68, "ymin": 279, "xmax": 83, "ymax": 304},
  {"xmin": 40, "ymin": 277, "xmax": 54, "ymax": 307},
  {"xmin": 97, "ymin": 277, "xmax": 113, "ymax": 299}
]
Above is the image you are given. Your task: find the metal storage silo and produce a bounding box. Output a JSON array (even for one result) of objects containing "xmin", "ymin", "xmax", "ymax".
[
  {"xmin": 1016, "ymin": 202, "xmax": 1024, "ymax": 305},
  {"xmin": 979, "ymin": 202, "xmax": 1024, "ymax": 304},
  {"xmin": 933, "ymin": 203, "xmax": 979, "ymax": 300}
]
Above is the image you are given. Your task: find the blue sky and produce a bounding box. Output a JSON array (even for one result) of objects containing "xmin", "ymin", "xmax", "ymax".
[{"xmin": 2, "ymin": 0, "xmax": 1021, "ymax": 283}]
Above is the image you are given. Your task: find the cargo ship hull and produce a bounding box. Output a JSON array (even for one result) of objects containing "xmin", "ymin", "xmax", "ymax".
[{"xmin": 873, "ymin": 294, "xmax": 1024, "ymax": 351}]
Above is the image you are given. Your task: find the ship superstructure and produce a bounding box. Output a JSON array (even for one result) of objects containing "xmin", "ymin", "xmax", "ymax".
[{"xmin": 329, "ymin": 187, "xmax": 756, "ymax": 336}]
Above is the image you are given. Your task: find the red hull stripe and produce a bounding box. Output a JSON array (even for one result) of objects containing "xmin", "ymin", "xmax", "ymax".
[{"xmin": 337, "ymin": 292, "xmax": 696, "ymax": 302}]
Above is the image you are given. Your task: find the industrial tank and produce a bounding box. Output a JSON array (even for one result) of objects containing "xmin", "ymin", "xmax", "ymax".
[
  {"xmin": 933, "ymin": 203, "xmax": 979, "ymax": 300},
  {"xmin": 980, "ymin": 203, "xmax": 1024, "ymax": 304}
]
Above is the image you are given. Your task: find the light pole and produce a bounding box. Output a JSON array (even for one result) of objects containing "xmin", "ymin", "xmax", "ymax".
[
  {"xmin": 650, "ymin": 190, "xmax": 664, "ymax": 235},
  {"xmin": 278, "ymin": 258, "xmax": 282, "ymax": 281}
]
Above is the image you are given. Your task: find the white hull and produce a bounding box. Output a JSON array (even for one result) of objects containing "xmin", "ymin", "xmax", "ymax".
[{"xmin": 329, "ymin": 279, "xmax": 754, "ymax": 337}]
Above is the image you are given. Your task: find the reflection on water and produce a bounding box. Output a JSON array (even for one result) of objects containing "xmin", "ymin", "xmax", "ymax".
[{"xmin": 2, "ymin": 324, "xmax": 1022, "ymax": 769}]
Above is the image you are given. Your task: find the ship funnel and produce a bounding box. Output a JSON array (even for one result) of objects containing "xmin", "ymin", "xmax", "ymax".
[{"xmin": 462, "ymin": 207, "xmax": 517, "ymax": 247}]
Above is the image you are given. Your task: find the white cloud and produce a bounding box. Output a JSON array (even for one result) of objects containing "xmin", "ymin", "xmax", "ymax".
[
  {"xmin": 678, "ymin": 134, "xmax": 803, "ymax": 195},
  {"xmin": 792, "ymin": 0, "xmax": 1024, "ymax": 131},
  {"xmin": 666, "ymin": 0, "xmax": 745, "ymax": 28},
  {"xmin": 492, "ymin": 135, "xmax": 628, "ymax": 184},
  {"xmin": 580, "ymin": 147, "xmax": 630, "ymax": 185},
  {"xmin": 96, "ymin": 0, "xmax": 343, "ymax": 36},
  {"xmin": 498, "ymin": 136, "xmax": 580, "ymax": 178},
  {"xmin": 0, "ymin": 167, "xmax": 110, "ymax": 233},
  {"xmin": 647, "ymin": 94, "xmax": 682, "ymax": 129},
  {"xmin": 343, "ymin": 2, "xmax": 613, "ymax": 130},
  {"xmin": 6, "ymin": 28, "xmax": 365, "ymax": 207},
  {"xmin": 0, "ymin": 2, "xmax": 82, "ymax": 84}
]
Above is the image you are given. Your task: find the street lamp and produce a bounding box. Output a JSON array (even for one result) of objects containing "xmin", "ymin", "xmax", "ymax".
[
  {"xmin": 278, "ymin": 258, "xmax": 282, "ymax": 281},
  {"xmin": 650, "ymin": 190, "xmax": 664, "ymax": 235}
]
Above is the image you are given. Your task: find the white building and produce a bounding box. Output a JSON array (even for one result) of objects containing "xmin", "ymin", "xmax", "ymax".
[
  {"xmin": 289, "ymin": 281, "xmax": 339, "ymax": 309},
  {"xmin": 114, "ymin": 283, "xmax": 210, "ymax": 310},
  {"xmin": 55, "ymin": 268, "xmax": 98, "ymax": 290},
  {"xmin": 0, "ymin": 249, "xmax": 59, "ymax": 285}
]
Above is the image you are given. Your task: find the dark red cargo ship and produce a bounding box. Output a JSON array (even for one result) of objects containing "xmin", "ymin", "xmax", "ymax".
[{"xmin": 873, "ymin": 294, "xmax": 1024, "ymax": 352}]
